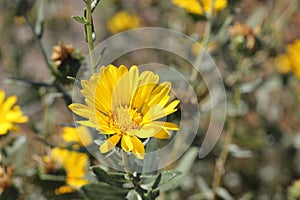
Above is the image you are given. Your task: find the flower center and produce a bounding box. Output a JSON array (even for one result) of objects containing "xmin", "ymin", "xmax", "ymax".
[{"xmin": 109, "ymin": 105, "xmax": 142, "ymax": 133}]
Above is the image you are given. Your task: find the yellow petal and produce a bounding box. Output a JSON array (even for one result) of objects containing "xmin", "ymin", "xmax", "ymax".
[
  {"xmin": 3, "ymin": 96, "xmax": 17, "ymax": 111},
  {"xmin": 153, "ymin": 128, "xmax": 171, "ymax": 139},
  {"xmin": 99, "ymin": 134, "xmax": 121, "ymax": 153},
  {"xmin": 121, "ymin": 134, "xmax": 134, "ymax": 152},
  {"xmin": 165, "ymin": 100, "xmax": 180, "ymax": 112},
  {"xmin": 146, "ymin": 82, "xmax": 171, "ymax": 107},
  {"xmin": 275, "ymin": 54, "xmax": 292, "ymax": 74},
  {"xmin": 0, "ymin": 90, "xmax": 5, "ymax": 105},
  {"xmin": 112, "ymin": 65, "xmax": 138, "ymax": 108},
  {"xmin": 131, "ymin": 71, "xmax": 159, "ymax": 109},
  {"xmin": 131, "ymin": 136, "xmax": 145, "ymax": 160},
  {"xmin": 77, "ymin": 120, "xmax": 96, "ymax": 128},
  {"xmin": 0, "ymin": 122, "xmax": 11, "ymax": 135},
  {"xmin": 68, "ymin": 103, "xmax": 94, "ymax": 119},
  {"xmin": 131, "ymin": 125, "xmax": 161, "ymax": 138},
  {"xmin": 142, "ymin": 101, "xmax": 179, "ymax": 123},
  {"xmin": 148, "ymin": 121, "xmax": 179, "ymax": 130}
]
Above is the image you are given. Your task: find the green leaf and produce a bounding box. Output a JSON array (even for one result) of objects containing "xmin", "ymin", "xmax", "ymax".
[
  {"xmin": 141, "ymin": 171, "xmax": 183, "ymax": 192},
  {"xmin": 90, "ymin": 166, "xmax": 130, "ymax": 187},
  {"xmin": 176, "ymin": 147, "xmax": 198, "ymax": 174},
  {"xmin": 81, "ymin": 182, "xmax": 130, "ymax": 200},
  {"xmin": 158, "ymin": 171, "xmax": 183, "ymax": 192},
  {"xmin": 71, "ymin": 15, "xmax": 87, "ymax": 24},
  {"xmin": 151, "ymin": 173, "xmax": 162, "ymax": 189}
]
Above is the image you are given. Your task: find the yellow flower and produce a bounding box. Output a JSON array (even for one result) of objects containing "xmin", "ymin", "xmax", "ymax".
[
  {"xmin": 107, "ymin": 11, "xmax": 141, "ymax": 34},
  {"xmin": 45, "ymin": 148, "xmax": 89, "ymax": 193},
  {"xmin": 0, "ymin": 90, "xmax": 28, "ymax": 135},
  {"xmin": 275, "ymin": 54, "xmax": 292, "ymax": 74},
  {"xmin": 275, "ymin": 39, "xmax": 300, "ymax": 78},
  {"xmin": 69, "ymin": 65, "xmax": 179, "ymax": 160},
  {"xmin": 61, "ymin": 126, "xmax": 92, "ymax": 147},
  {"xmin": 172, "ymin": 0, "xmax": 227, "ymax": 15}
]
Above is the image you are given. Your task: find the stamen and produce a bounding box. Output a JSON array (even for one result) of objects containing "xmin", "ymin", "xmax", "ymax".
[{"xmin": 108, "ymin": 105, "xmax": 142, "ymax": 132}]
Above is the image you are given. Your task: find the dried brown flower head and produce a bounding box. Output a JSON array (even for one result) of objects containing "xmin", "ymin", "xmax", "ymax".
[
  {"xmin": 229, "ymin": 23, "xmax": 262, "ymax": 56},
  {"xmin": 51, "ymin": 41, "xmax": 84, "ymax": 84},
  {"xmin": 0, "ymin": 163, "xmax": 14, "ymax": 195}
]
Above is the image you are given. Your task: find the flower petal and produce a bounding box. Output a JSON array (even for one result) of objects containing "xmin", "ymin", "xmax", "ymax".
[
  {"xmin": 3, "ymin": 96, "xmax": 17, "ymax": 111},
  {"xmin": 153, "ymin": 128, "xmax": 171, "ymax": 139},
  {"xmin": 131, "ymin": 136, "xmax": 145, "ymax": 160},
  {"xmin": 148, "ymin": 121, "xmax": 179, "ymax": 130},
  {"xmin": 112, "ymin": 65, "xmax": 138, "ymax": 108},
  {"xmin": 131, "ymin": 125, "xmax": 162, "ymax": 138},
  {"xmin": 99, "ymin": 134, "xmax": 121, "ymax": 153},
  {"xmin": 68, "ymin": 103, "xmax": 94, "ymax": 119},
  {"xmin": 121, "ymin": 134, "xmax": 134, "ymax": 152}
]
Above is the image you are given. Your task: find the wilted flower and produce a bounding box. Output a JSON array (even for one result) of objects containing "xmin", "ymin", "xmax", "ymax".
[
  {"xmin": 107, "ymin": 11, "xmax": 141, "ymax": 34},
  {"xmin": 51, "ymin": 41, "xmax": 83, "ymax": 84},
  {"xmin": 42, "ymin": 148, "xmax": 89, "ymax": 194},
  {"xmin": 61, "ymin": 126, "xmax": 92, "ymax": 148},
  {"xmin": 69, "ymin": 65, "xmax": 179, "ymax": 159},
  {"xmin": 228, "ymin": 23, "xmax": 261, "ymax": 56},
  {"xmin": 275, "ymin": 39, "xmax": 300, "ymax": 78},
  {"xmin": 0, "ymin": 90, "xmax": 28, "ymax": 135},
  {"xmin": 172, "ymin": 0, "xmax": 227, "ymax": 15},
  {"xmin": 0, "ymin": 162, "xmax": 14, "ymax": 195}
]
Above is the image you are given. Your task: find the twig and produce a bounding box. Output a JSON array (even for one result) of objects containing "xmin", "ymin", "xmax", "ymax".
[
  {"xmin": 24, "ymin": 14, "xmax": 72, "ymax": 105},
  {"xmin": 211, "ymin": 59, "xmax": 244, "ymax": 199}
]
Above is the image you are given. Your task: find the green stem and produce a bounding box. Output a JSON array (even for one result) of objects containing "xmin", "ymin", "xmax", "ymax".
[
  {"xmin": 122, "ymin": 151, "xmax": 133, "ymax": 178},
  {"xmin": 211, "ymin": 59, "xmax": 244, "ymax": 199},
  {"xmin": 85, "ymin": 0, "xmax": 96, "ymax": 72},
  {"xmin": 190, "ymin": 0, "xmax": 215, "ymax": 82}
]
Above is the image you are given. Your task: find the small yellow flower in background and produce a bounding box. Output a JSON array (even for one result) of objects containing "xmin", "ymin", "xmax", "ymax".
[
  {"xmin": 275, "ymin": 54, "xmax": 292, "ymax": 74},
  {"xmin": 0, "ymin": 90, "xmax": 28, "ymax": 135},
  {"xmin": 107, "ymin": 11, "xmax": 141, "ymax": 34},
  {"xmin": 172, "ymin": 0, "xmax": 227, "ymax": 15},
  {"xmin": 275, "ymin": 39, "xmax": 300, "ymax": 78},
  {"xmin": 61, "ymin": 126, "xmax": 92, "ymax": 147},
  {"xmin": 43, "ymin": 147, "xmax": 89, "ymax": 194},
  {"xmin": 69, "ymin": 65, "xmax": 179, "ymax": 160}
]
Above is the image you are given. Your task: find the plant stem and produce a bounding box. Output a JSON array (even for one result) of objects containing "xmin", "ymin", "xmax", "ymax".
[
  {"xmin": 190, "ymin": 0, "xmax": 215, "ymax": 82},
  {"xmin": 24, "ymin": 14, "xmax": 55, "ymax": 73},
  {"xmin": 122, "ymin": 151, "xmax": 133, "ymax": 178},
  {"xmin": 211, "ymin": 59, "xmax": 244, "ymax": 199},
  {"xmin": 85, "ymin": 0, "xmax": 96, "ymax": 73},
  {"xmin": 24, "ymin": 14, "xmax": 72, "ymax": 105}
]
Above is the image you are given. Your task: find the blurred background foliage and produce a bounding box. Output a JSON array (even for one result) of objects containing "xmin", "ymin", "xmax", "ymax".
[{"xmin": 1, "ymin": 0, "xmax": 300, "ymax": 199}]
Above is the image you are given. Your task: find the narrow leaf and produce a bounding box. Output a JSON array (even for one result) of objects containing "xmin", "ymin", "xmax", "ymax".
[{"xmin": 72, "ymin": 15, "xmax": 87, "ymax": 24}]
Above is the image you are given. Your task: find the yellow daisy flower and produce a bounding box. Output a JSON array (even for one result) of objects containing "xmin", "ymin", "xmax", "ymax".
[
  {"xmin": 44, "ymin": 147, "xmax": 89, "ymax": 193},
  {"xmin": 107, "ymin": 11, "xmax": 141, "ymax": 34},
  {"xmin": 0, "ymin": 90, "xmax": 28, "ymax": 135},
  {"xmin": 69, "ymin": 65, "xmax": 179, "ymax": 160},
  {"xmin": 61, "ymin": 126, "xmax": 92, "ymax": 147},
  {"xmin": 172, "ymin": 0, "xmax": 227, "ymax": 15},
  {"xmin": 275, "ymin": 39, "xmax": 300, "ymax": 78}
]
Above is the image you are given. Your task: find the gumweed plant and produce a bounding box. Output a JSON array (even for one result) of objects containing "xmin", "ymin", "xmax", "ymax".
[{"xmin": 69, "ymin": 65, "xmax": 180, "ymax": 160}]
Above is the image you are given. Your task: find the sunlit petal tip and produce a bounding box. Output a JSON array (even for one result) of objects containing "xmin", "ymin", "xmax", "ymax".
[
  {"xmin": 131, "ymin": 136, "xmax": 145, "ymax": 159},
  {"xmin": 99, "ymin": 134, "xmax": 121, "ymax": 153},
  {"xmin": 121, "ymin": 135, "xmax": 134, "ymax": 152}
]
